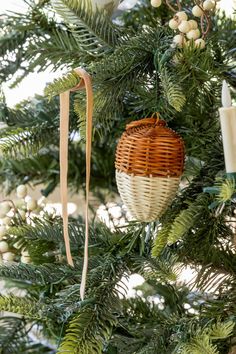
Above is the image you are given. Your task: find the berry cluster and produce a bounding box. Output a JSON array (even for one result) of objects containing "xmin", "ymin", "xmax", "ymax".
[
  {"xmin": 0, "ymin": 184, "xmax": 55, "ymax": 264},
  {"xmin": 151, "ymin": 0, "xmax": 220, "ymax": 49}
]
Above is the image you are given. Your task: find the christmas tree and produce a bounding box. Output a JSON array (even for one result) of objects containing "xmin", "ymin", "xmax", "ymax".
[{"xmin": 0, "ymin": 0, "xmax": 236, "ymax": 353}]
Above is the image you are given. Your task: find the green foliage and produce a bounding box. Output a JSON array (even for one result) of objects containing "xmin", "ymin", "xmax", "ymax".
[
  {"xmin": 0, "ymin": 0, "xmax": 236, "ymax": 353},
  {"xmin": 159, "ymin": 66, "xmax": 186, "ymax": 112},
  {"xmin": 217, "ymin": 178, "xmax": 236, "ymax": 203},
  {"xmin": 44, "ymin": 71, "xmax": 80, "ymax": 98},
  {"xmin": 180, "ymin": 320, "xmax": 235, "ymax": 354},
  {"xmin": 0, "ymin": 263, "xmax": 76, "ymax": 285},
  {"xmin": 0, "ymin": 295, "xmax": 43, "ymax": 321},
  {"xmin": 52, "ymin": 0, "xmax": 122, "ymax": 56},
  {"xmin": 0, "ymin": 317, "xmax": 28, "ymax": 354}
]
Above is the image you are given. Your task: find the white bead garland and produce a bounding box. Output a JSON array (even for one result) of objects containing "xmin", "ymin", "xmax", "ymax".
[
  {"xmin": 178, "ymin": 20, "xmax": 191, "ymax": 33},
  {"xmin": 151, "ymin": 0, "xmax": 162, "ymax": 7},
  {"xmin": 16, "ymin": 184, "xmax": 27, "ymax": 198},
  {"xmin": 203, "ymin": 0, "xmax": 215, "ymax": 10},
  {"xmin": 0, "ymin": 225, "xmax": 7, "ymax": 238},
  {"xmin": 176, "ymin": 11, "xmax": 188, "ymax": 21},
  {"xmin": 188, "ymin": 19, "xmax": 198, "ymax": 30},
  {"xmin": 0, "ymin": 202, "xmax": 11, "ymax": 218},
  {"xmin": 169, "ymin": 18, "xmax": 179, "ymax": 30},
  {"xmin": 192, "ymin": 5, "xmax": 204, "ymax": 17},
  {"xmin": 173, "ymin": 34, "xmax": 186, "ymax": 47},
  {"xmin": 26, "ymin": 197, "xmax": 38, "ymax": 211},
  {"xmin": 195, "ymin": 38, "xmax": 206, "ymax": 49},
  {"xmin": 2, "ymin": 252, "xmax": 15, "ymax": 262},
  {"xmin": 0, "ymin": 241, "xmax": 9, "ymax": 253},
  {"xmin": 187, "ymin": 29, "xmax": 201, "ymax": 40}
]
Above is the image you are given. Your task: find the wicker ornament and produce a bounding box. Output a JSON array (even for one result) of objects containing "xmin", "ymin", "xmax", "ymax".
[{"xmin": 115, "ymin": 117, "xmax": 185, "ymax": 222}]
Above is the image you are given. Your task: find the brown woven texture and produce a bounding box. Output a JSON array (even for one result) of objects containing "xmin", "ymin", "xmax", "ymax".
[{"xmin": 115, "ymin": 118, "xmax": 185, "ymax": 177}]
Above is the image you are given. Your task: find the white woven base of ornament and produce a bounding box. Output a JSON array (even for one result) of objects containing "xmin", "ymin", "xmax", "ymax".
[{"xmin": 116, "ymin": 170, "xmax": 180, "ymax": 222}]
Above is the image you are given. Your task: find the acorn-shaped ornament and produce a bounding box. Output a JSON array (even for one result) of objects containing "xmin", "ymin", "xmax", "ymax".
[{"xmin": 115, "ymin": 117, "xmax": 185, "ymax": 222}]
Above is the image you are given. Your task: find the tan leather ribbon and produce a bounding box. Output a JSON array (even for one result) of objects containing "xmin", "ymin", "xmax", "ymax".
[{"xmin": 59, "ymin": 67, "xmax": 93, "ymax": 300}]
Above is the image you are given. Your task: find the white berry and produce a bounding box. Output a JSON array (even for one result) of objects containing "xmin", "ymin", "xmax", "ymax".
[
  {"xmin": 21, "ymin": 255, "xmax": 31, "ymax": 264},
  {"xmin": 173, "ymin": 34, "xmax": 186, "ymax": 47},
  {"xmin": 16, "ymin": 185, "xmax": 27, "ymax": 198},
  {"xmin": 26, "ymin": 198, "xmax": 38, "ymax": 211},
  {"xmin": 0, "ymin": 241, "xmax": 9, "ymax": 253},
  {"xmin": 187, "ymin": 29, "xmax": 201, "ymax": 40},
  {"xmin": 176, "ymin": 11, "xmax": 188, "ymax": 21},
  {"xmin": 0, "ymin": 202, "xmax": 11, "ymax": 218},
  {"xmin": 188, "ymin": 20, "xmax": 198, "ymax": 30},
  {"xmin": 203, "ymin": 0, "xmax": 215, "ymax": 10},
  {"xmin": 0, "ymin": 225, "xmax": 6, "ymax": 239},
  {"xmin": 2, "ymin": 252, "xmax": 15, "ymax": 262},
  {"xmin": 169, "ymin": 18, "xmax": 179, "ymax": 30},
  {"xmin": 178, "ymin": 20, "xmax": 191, "ymax": 33},
  {"xmin": 151, "ymin": 0, "xmax": 162, "ymax": 7},
  {"xmin": 192, "ymin": 5, "xmax": 204, "ymax": 17},
  {"xmin": 195, "ymin": 38, "xmax": 206, "ymax": 49}
]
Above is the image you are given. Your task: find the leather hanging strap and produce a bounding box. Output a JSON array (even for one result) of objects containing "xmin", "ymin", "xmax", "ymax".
[{"xmin": 59, "ymin": 67, "xmax": 93, "ymax": 300}]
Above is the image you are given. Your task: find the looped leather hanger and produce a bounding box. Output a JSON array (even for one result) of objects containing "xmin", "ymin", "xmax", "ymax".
[{"xmin": 60, "ymin": 67, "xmax": 93, "ymax": 300}]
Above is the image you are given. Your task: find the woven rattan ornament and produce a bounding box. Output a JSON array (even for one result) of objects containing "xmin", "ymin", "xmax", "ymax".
[{"xmin": 115, "ymin": 116, "xmax": 185, "ymax": 222}]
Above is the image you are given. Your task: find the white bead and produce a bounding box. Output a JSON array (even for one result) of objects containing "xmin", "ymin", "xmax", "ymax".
[
  {"xmin": 0, "ymin": 241, "xmax": 9, "ymax": 253},
  {"xmin": 178, "ymin": 20, "xmax": 191, "ymax": 33},
  {"xmin": 173, "ymin": 34, "xmax": 186, "ymax": 47},
  {"xmin": 195, "ymin": 38, "xmax": 206, "ymax": 49},
  {"xmin": 169, "ymin": 18, "xmax": 179, "ymax": 30},
  {"xmin": 151, "ymin": 0, "xmax": 162, "ymax": 7},
  {"xmin": 16, "ymin": 185, "xmax": 27, "ymax": 198},
  {"xmin": 21, "ymin": 249, "xmax": 30, "ymax": 257},
  {"xmin": 188, "ymin": 20, "xmax": 198, "ymax": 30},
  {"xmin": 176, "ymin": 11, "xmax": 188, "ymax": 21},
  {"xmin": 21, "ymin": 255, "xmax": 31, "ymax": 264},
  {"xmin": 2, "ymin": 252, "xmax": 15, "ymax": 262},
  {"xmin": 192, "ymin": 5, "xmax": 204, "ymax": 17},
  {"xmin": 26, "ymin": 198, "xmax": 38, "ymax": 211},
  {"xmin": 187, "ymin": 29, "xmax": 201, "ymax": 40},
  {"xmin": 2, "ymin": 217, "xmax": 11, "ymax": 226},
  {"xmin": 203, "ymin": 0, "xmax": 215, "ymax": 10},
  {"xmin": 0, "ymin": 202, "xmax": 11, "ymax": 218},
  {"xmin": 0, "ymin": 225, "xmax": 6, "ymax": 238}
]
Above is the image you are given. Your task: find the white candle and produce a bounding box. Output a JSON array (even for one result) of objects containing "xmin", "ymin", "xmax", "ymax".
[{"xmin": 219, "ymin": 80, "xmax": 236, "ymax": 173}]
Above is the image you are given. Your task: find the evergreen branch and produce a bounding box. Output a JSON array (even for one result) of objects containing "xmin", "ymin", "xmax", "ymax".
[
  {"xmin": 168, "ymin": 194, "xmax": 209, "ymax": 244},
  {"xmin": 180, "ymin": 334, "xmax": 218, "ymax": 354},
  {"xmin": 10, "ymin": 218, "xmax": 83, "ymax": 248},
  {"xmin": 159, "ymin": 66, "xmax": 186, "ymax": 112},
  {"xmin": 52, "ymin": 0, "xmax": 121, "ymax": 56},
  {"xmin": 132, "ymin": 254, "xmax": 178, "ymax": 282},
  {"xmin": 208, "ymin": 320, "xmax": 235, "ymax": 340},
  {"xmin": 180, "ymin": 320, "xmax": 234, "ymax": 354},
  {"xmin": 0, "ymin": 125, "xmax": 57, "ymax": 159},
  {"xmin": 0, "ymin": 295, "xmax": 43, "ymax": 321},
  {"xmin": 217, "ymin": 178, "xmax": 236, "ymax": 202},
  {"xmin": 0, "ymin": 263, "xmax": 76, "ymax": 285},
  {"xmin": 58, "ymin": 254, "xmax": 123, "ymax": 353},
  {"xmin": 27, "ymin": 29, "xmax": 85, "ymax": 71},
  {"xmin": 152, "ymin": 224, "xmax": 172, "ymax": 257},
  {"xmin": 0, "ymin": 317, "xmax": 28, "ymax": 353},
  {"xmin": 44, "ymin": 71, "xmax": 80, "ymax": 98}
]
